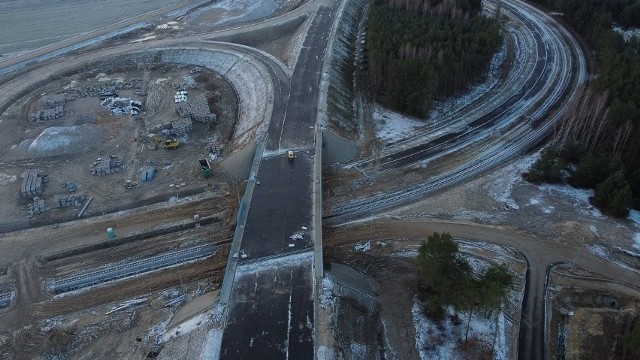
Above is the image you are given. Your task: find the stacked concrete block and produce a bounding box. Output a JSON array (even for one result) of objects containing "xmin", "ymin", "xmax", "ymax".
[
  {"xmin": 27, "ymin": 197, "xmax": 49, "ymax": 216},
  {"xmin": 175, "ymin": 94, "xmax": 216, "ymax": 123},
  {"xmin": 53, "ymin": 194, "xmax": 86, "ymax": 208},
  {"xmin": 171, "ymin": 118, "xmax": 193, "ymax": 137},
  {"xmin": 20, "ymin": 169, "xmax": 48, "ymax": 199},
  {"xmin": 33, "ymin": 106, "xmax": 64, "ymax": 122},
  {"xmin": 63, "ymin": 182, "xmax": 77, "ymax": 192},
  {"xmin": 41, "ymin": 94, "xmax": 66, "ymax": 108},
  {"xmin": 32, "ymin": 94, "xmax": 66, "ymax": 122},
  {"xmin": 91, "ymin": 156, "xmax": 124, "ymax": 176},
  {"xmin": 205, "ymin": 140, "xmax": 222, "ymax": 155},
  {"xmin": 174, "ymin": 91, "xmax": 187, "ymax": 103}
]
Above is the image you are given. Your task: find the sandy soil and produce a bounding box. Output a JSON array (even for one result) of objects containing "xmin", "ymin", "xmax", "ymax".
[{"xmin": 548, "ymin": 264, "xmax": 640, "ymax": 359}]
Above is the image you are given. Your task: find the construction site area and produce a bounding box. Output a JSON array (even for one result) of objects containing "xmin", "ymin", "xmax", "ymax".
[
  {"xmin": 1, "ymin": 0, "xmax": 640, "ymax": 359},
  {"xmin": 0, "ymin": 52, "xmax": 245, "ymax": 357}
]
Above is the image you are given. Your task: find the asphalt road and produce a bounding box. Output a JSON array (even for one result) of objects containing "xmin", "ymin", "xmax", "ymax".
[
  {"xmin": 265, "ymin": 6, "xmax": 336, "ymax": 152},
  {"xmin": 328, "ymin": 0, "xmax": 587, "ymax": 225},
  {"xmin": 220, "ymin": 3, "xmax": 338, "ymax": 359},
  {"xmin": 239, "ymin": 152, "xmax": 314, "ymax": 259},
  {"xmin": 0, "ymin": 0, "xmax": 597, "ymax": 358},
  {"xmin": 220, "ymin": 258, "xmax": 314, "ymax": 359}
]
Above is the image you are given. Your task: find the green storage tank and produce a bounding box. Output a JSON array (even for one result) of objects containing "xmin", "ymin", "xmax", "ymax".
[{"xmin": 199, "ymin": 159, "xmax": 212, "ymax": 178}]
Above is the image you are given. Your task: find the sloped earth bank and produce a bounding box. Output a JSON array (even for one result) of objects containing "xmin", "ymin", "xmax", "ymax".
[{"xmin": 547, "ymin": 264, "xmax": 640, "ymax": 359}]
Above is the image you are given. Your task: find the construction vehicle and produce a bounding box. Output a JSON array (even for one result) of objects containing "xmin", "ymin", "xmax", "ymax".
[
  {"xmin": 163, "ymin": 139, "xmax": 180, "ymax": 149},
  {"xmin": 287, "ymin": 150, "xmax": 295, "ymax": 161},
  {"xmin": 199, "ymin": 158, "xmax": 212, "ymax": 178}
]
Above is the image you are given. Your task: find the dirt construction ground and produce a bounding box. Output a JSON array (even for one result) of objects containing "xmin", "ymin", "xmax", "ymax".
[
  {"xmin": 0, "ymin": 62, "xmax": 238, "ymax": 232},
  {"xmin": 1, "ymin": 0, "xmax": 640, "ymax": 359},
  {"xmin": 0, "ymin": 49, "xmax": 244, "ymax": 358}
]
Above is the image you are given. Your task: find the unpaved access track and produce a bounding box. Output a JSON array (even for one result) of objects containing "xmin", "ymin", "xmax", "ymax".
[{"xmin": 324, "ymin": 219, "xmax": 640, "ymax": 359}]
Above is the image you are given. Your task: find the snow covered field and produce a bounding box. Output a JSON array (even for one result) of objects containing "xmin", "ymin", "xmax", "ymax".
[{"xmin": 0, "ymin": 0, "xmax": 181, "ymax": 56}]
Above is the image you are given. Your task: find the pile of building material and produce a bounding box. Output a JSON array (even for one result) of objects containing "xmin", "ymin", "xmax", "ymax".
[
  {"xmin": 41, "ymin": 94, "xmax": 66, "ymax": 108},
  {"xmin": 32, "ymin": 94, "xmax": 66, "ymax": 122},
  {"xmin": 63, "ymin": 182, "xmax": 77, "ymax": 192},
  {"xmin": 175, "ymin": 94, "xmax": 216, "ymax": 123},
  {"xmin": 205, "ymin": 140, "xmax": 222, "ymax": 155},
  {"xmin": 19, "ymin": 169, "xmax": 48, "ymax": 199},
  {"xmin": 27, "ymin": 197, "xmax": 49, "ymax": 216},
  {"xmin": 91, "ymin": 156, "xmax": 124, "ymax": 176},
  {"xmin": 101, "ymin": 97, "xmax": 142, "ymax": 116},
  {"xmin": 53, "ymin": 194, "xmax": 87, "ymax": 208},
  {"xmin": 174, "ymin": 91, "xmax": 188, "ymax": 103},
  {"xmin": 140, "ymin": 167, "xmax": 157, "ymax": 182},
  {"xmin": 53, "ymin": 194, "xmax": 87, "ymax": 207},
  {"xmin": 66, "ymin": 80, "xmax": 143, "ymax": 98},
  {"xmin": 171, "ymin": 118, "xmax": 193, "ymax": 137}
]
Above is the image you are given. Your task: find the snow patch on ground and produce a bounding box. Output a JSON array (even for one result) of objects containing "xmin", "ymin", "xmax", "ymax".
[
  {"xmin": 373, "ymin": 105, "xmax": 426, "ymax": 143},
  {"xmin": 157, "ymin": 21, "xmax": 181, "ymax": 30},
  {"xmin": 185, "ymin": 0, "xmax": 279, "ymax": 27},
  {"xmin": 453, "ymin": 210, "xmax": 496, "ymax": 223},
  {"xmin": 586, "ymin": 244, "xmax": 639, "ymax": 274},
  {"xmin": 537, "ymin": 184, "xmax": 602, "ymax": 218},
  {"xmin": 634, "ymin": 234, "xmax": 640, "ymax": 250},
  {"xmin": 131, "ymin": 34, "xmax": 157, "ymax": 43},
  {"xmin": 162, "ymin": 312, "xmax": 210, "ymax": 343},
  {"xmin": 627, "ymin": 210, "xmax": 640, "ymax": 250},
  {"xmin": 412, "ymin": 299, "xmax": 509, "ymax": 360},
  {"xmin": 235, "ymin": 251, "xmax": 313, "ymax": 278},
  {"xmin": 428, "ymin": 41, "xmax": 506, "ymax": 123},
  {"xmin": 0, "ymin": 172, "xmax": 17, "ymax": 186},
  {"xmin": 317, "ymin": 346, "xmax": 335, "ymax": 360},
  {"xmin": 487, "ymin": 154, "xmax": 539, "ymax": 210},
  {"xmin": 200, "ymin": 329, "xmax": 223, "ymax": 360},
  {"xmin": 319, "ymin": 277, "xmax": 335, "ymax": 309},
  {"xmin": 350, "ymin": 342, "xmax": 368, "ymax": 358},
  {"xmin": 613, "ymin": 25, "xmax": 640, "ymax": 42}
]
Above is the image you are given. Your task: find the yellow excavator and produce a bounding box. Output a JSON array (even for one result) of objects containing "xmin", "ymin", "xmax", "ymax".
[{"xmin": 163, "ymin": 139, "xmax": 180, "ymax": 149}]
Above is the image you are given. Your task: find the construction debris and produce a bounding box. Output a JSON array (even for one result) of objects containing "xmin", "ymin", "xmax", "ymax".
[
  {"xmin": 66, "ymin": 80, "xmax": 143, "ymax": 98},
  {"xmin": 91, "ymin": 156, "xmax": 124, "ymax": 176},
  {"xmin": 63, "ymin": 182, "xmax": 78, "ymax": 192},
  {"xmin": 124, "ymin": 179, "xmax": 139, "ymax": 189},
  {"xmin": 19, "ymin": 169, "xmax": 48, "ymax": 199},
  {"xmin": 174, "ymin": 91, "xmax": 188, "ymax": 103},
  {"xmin": 101, "ymin": 97, "xmax": 142, "ymax": 116},
  {"xmin": 205, "ymin": 140, "xmax": 222, "ymax": 155},
  {"xmin": 175, "ymin": 94, "xmax": 215, "ymax": 123},
  {"xmin": 53, "ymin": 194, "xmax": 87, "ymax": 208},
  {"xmin": 171, "ymin": 118, "xmax": 192, "ymax": 137},
  {"xmin": 27, "ymin": 197, "xmax": 49, "ymax": 216}
]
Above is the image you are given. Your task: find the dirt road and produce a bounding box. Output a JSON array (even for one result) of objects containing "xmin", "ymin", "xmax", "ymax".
[{"xmin": 324, "ymin": 219, "xmax": 640, "ymax": 359}]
